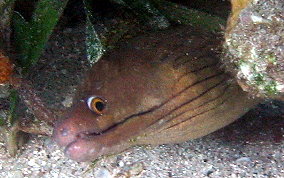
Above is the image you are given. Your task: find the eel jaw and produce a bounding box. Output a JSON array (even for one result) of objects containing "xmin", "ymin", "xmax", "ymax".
[
  {"xmin": 64, "ymin": 134, "xmax": 105, "ymax": 162},
  {"xmin": 53, "ymin": 119, "xmax": 132, "ymax": 162},
  {"xmin": 63, "ymin": 133, "xmax": 128, "ymax": 162}
]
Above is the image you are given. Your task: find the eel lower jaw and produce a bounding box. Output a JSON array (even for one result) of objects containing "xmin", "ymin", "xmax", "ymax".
[
  {"xmin": 64, "ymin": 135, "xmax": 103, "ymax": 162},
  {"xmin": 63, "ymin": 131, "xmax": 130, "ymax": 162},
  {"xmin": 64, "ymin": 133, "xmax": 101, "ymax": 162},
  {"xmin": 53, "ymin": 125, "xmax": 131, "ymax": 162},
  {"xmin": 52, "ymin": 130, "xmax": 103, "ymax": 162}
]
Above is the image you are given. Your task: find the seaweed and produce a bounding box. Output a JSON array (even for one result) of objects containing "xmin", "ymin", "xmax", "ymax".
[{"xmin": 13, "ymin": 0, "xmax": 68, "ymax": 73}]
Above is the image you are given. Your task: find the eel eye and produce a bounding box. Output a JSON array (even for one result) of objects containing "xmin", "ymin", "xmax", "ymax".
[{"xmin": 87, "ymin": 96, "xmax": 106, "ymax": 115}]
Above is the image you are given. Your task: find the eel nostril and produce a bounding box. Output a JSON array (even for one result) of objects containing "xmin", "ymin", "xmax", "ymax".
[
  {"xmin": 77, "ymin": 132, "xmax": 88, "ymax": 139},
  {"xmin": 60, "ymin": 128, "xmax": 69, "ymax": 136}
]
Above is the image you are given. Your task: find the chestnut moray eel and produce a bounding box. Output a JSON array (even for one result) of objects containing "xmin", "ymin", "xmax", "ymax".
[{"xmin": 53, "ymin": 26, "xmax": 260, "ymax": 162}]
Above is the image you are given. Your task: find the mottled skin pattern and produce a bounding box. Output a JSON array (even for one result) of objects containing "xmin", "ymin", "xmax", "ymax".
[{"xmin": 53, "ymin": 26, "xmax": 260, "ymax": 162}]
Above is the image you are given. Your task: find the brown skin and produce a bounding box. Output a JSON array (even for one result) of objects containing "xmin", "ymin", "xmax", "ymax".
[{"xmin": 53, "ymin": 26, "xmax": 260, "ymax": 162}]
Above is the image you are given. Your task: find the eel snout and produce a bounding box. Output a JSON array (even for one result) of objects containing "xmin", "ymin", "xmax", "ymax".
[
  {"xmin": 53, "ymin": 109, "xmax": 134, "ymax": 162},
  {"xmin": 53, "ymin": 118, "xmax": 132, "ymax": 162},
  {"xmin": 52, "ymin": 103, "xmax": 111, "ymax": 162},
  {"xmin": 53, "ymin": 118, "xmax": 105, "ymax": 162}
]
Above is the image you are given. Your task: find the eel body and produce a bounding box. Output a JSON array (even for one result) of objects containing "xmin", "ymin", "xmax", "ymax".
[{"xmin": 53, "ymin": 26, "xmax": 259, "ymax": 162}]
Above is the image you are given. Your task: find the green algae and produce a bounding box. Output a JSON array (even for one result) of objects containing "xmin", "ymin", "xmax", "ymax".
[{"xmin": 13, "ymin": 0, "xmax": 68, "ymax": 73}]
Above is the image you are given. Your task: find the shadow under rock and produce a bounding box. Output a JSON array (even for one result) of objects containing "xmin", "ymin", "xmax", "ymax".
[{"xmin": 212, "ymin": 100, "xmax": 284, "ymax": 144}]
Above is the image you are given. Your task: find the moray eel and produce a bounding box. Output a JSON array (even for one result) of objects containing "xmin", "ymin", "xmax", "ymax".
[{"xmin": 53, "ymin": 26, "xmax": 259, "ymax": 162}]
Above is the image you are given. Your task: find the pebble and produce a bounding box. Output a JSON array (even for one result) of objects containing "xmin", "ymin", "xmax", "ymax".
[
  {"xmin": 8, "ymin": 170, "xmax": 24, "ymax": 178},
  {"xmin": 236, "ymin": 157, "xmax": 252, "ymax": 163},
  {"xmin": 118, "ymin": 160, "xmax": 124, "ymax": 167},
  {"xmin": 94, "ymin": 167, "xmax": 111, "ymax": 178},
  {"xmin": 177, "ymin": 148, "xmax": 184, "ymax": 156},
  {"xmin": 129, "ymin": 162, "xmax": 144, "ymax": 176},
  {"xmin": 0, "ymin": 110, "xmax": 8, "ymax": 121},
  {"xmin": 62, "ymin": 96, "xmax": 73, "ymax": 108},
  {"xmin": 61, "ymin": 69, "xmax": 67, "ymax": 75},
  {"xmin": 0, "ymin": 85, "xmax": 9, "ymax": 98},
  {"xmin": 203, "ymin": 165, "xmax": 215, "ymax": 176}
]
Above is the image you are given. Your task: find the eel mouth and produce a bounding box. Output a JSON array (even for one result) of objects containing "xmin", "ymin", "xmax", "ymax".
[
  {"xmin": 53, "ymin": 119, "xmax": 124, "ymax": 162},
  {"xmin": 53, "ymin": 109, "xmax": 155, "ymax": 162},
  {"xmin": 63, "ymin": 131, "xmax": 110, "ymax": 162}
]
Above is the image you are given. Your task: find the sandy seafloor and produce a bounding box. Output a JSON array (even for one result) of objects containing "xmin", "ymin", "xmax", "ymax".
[{"xmin": 0, "ymin": 24, "xmax": 283, "ymax": 178}]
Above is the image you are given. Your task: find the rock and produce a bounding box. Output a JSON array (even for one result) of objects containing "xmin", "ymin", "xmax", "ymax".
[
  {"xmin": 224, "ymin": 0, "xmax": 284, "ymax": 100},
  {"xmin": 62, "ymin": 95, "xmax": 73, "ymax": 108},
  {"xmin": 203, "ymin": 165, "xmax": 215, "ymax": 176},
  {"xmin": 8, "ymin": 170, "xmax": 24, "ymax": 178},
  {"xmin": 0, "ymin": 85, "xmax": 10, "ymax": 98},
  {"xmin": 129, "ymin": 162, "xmax": 144, "ymax": 176},
  {"xmin": 94, "ymin": 167, "xmax": 112, "ymax": 178},
  {"xmin": 236, "ymin": 157, "xmax": 252, "ymax": 164}
]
